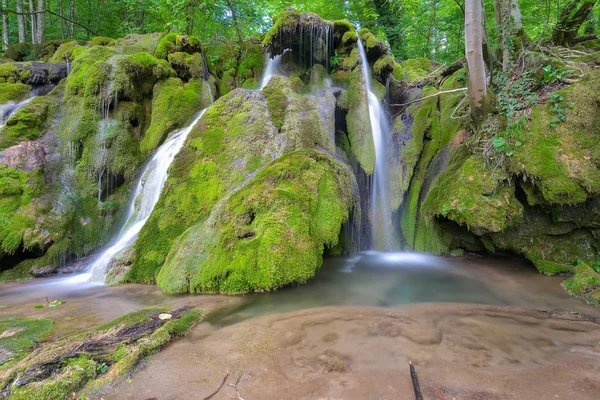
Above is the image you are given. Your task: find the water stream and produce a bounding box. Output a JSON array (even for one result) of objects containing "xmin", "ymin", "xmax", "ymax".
[
  {"xmin": 70, "ymin": 109, "xmax": 209, "ymax": 283},
  {"xmin": 258, "ymin": 51, "xmax": 288, "ymax": 90},
  {"xmin": 0, "ymin": 97, "xmax": 34, "ymax": 129},
  {"xmin": 356, "ymin": 38, "xmax": 395, "ymax": 250}
]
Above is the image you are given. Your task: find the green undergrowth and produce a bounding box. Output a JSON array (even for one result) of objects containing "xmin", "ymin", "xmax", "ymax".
[
  {"xmin": 157, "ymin": 150, "xmax": 355, "ymax": 294},
  {"xmin": 1, "ymin": 308, "xmax": 201, "ymax": 399}
]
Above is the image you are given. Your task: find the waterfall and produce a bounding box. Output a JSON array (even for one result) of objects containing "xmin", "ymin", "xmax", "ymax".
[
  {"xmin": 258, "ymin": 51, "xmax": 288, "ymax": 90},
  {"xmin": 70, "ymin": 109, "xmax": 209, "ymax": 283},
  {"xmin": 356, "ymin": 37, "xmax": 395, "ymax": 250},
  {"xmin": 0, "ymin": 97, "xmax": 34, "ymax": 129}
]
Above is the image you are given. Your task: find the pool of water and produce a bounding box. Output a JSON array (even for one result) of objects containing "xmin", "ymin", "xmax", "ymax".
[{"xmin": 1, "ymin": 252, "xmax": 596, "ymax": 328}]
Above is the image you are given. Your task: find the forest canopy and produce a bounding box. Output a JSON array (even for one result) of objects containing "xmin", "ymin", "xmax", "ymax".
[{"xmin": 1, "ymin": 0, "xmax": 599, "ymax": 63}]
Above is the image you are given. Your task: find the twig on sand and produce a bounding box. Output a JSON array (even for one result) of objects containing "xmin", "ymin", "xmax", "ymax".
[
  {"xmin": 409, "ymin": 361, "xmax": 424, "ymax": 400},
  {"xmin": 228, "ymin": 373, "xmax": 249, "ymax": 400},
  {"xmin": 202, "ymin": 371, "xmax": 230, "ymax": 400}
]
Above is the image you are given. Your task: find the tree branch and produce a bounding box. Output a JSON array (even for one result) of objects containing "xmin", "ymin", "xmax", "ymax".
[
  {"xmin": 388, "ymin": 88, "xmax": 468, "ymax": 107},
  {"xmin": 1, "ymin": 8, "xmax": 98, "ymax": 36}
]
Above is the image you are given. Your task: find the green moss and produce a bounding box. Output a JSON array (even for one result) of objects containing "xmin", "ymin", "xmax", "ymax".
[
  {"xmin": 392, "ymin": 62, "xmax": 405, "ymax": 82},
  {"xmin": 141, "ymin": 77, "xmax": 207, "ymax": 154},
  {"xmin": 0, "ymin": 96, "xmax": 52, "ymax": 149},
  {"xmin": 9, "ymin": 355, "xmax": 96, "ymax": 400},
  {"xmin": 0, "ymin": 317, "xmax": 54, "ymax": 366},
  {"xmin": 510, "ymin": 71, "xmax": 600, "ymax": 205},
  {"xmin": 0, "ymin": 63, "xmax": 20, "ymax": 83},
  {"xmin": 157, "ymin": 151, "xmax": 355, "ymax": 294},
  {"xmin": 155, "ymin": 33, "xmax": 202, "ymax": 60},
  {"xmin": 342, "ymin": 30, "xmax": 358, "ymax": 47},
  {"xmin": 339, "ymin": 68, "xmax": 375, "ymax": 173},
  {"xmin": 0, "ymin": 82, "xmax": 30, "ymax": 103},
  {"xmin": 49, "ymin": 40, "xmax": 82, "ymax": 63},
  {"xmin": 0, "ymin": 166, "xmax": 43, "ymax": 255},
  {"xmin": 262, "ymin": 8, "xmax": 301, "ymax": 46},
  {"xmin": 3, "ymin": 43, "xmax": 35, "ymax": 61},
  {"xmin": 263, "ymin": 84, "xmax": 288, "ymax": 129},
  {"xmin": 402, "ymin": 58, "xmax": 431, "ymax": 82},
  {"xmin": 333, "ymin": 19, "xmax": 355, "ymax": 35},
  {"xmin": 89, "ymin": 36, "xmax": 114, "ymax": 46},
  {"xmin": 128, "ymin": 89, "xmax": 278, "ymax": 282},
  {"xmin": 532, "ymin": 258, "xmax": 572, "ymax": 274},
  {"xmin": 373, "ymin": 55, "xmax": 394, "ymax": 77},
  {"xmin": 563, "ymin": 263, "xmax": 600, "ymax": 306},
  {"xmin": 422, "ymin": 153, "xmax": 523, "ymax": 235}
]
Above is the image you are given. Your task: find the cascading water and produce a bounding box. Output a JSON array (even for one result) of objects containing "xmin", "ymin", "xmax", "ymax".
[
  {"xmin": 356, "ymin": 37, "xmax": 396, "ymax": 250},
  {"xmin": 71, "ymin": 108, "xmax": 209, "ymax": 283},
  {"xmin": 0, "ymin": 97, "xmax": 34, "ymax": 129},
  {"xmin": 258, "ymin": 51, "xmax": 288, "ymax": 90}
]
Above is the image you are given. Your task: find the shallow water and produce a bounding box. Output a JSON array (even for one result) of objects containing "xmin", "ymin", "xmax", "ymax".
[{"xmin": 1, "ymin": 252, "xmax": 597, "ymax": 328}]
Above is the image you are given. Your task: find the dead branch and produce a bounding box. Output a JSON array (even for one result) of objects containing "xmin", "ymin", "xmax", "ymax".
[
  {"xmin": 388, "ymin": 88, "xmax": 468, "ymax": 107},
  {"xmin": 202, "ymin": 371, "xmax": 230, "ymax": 400},
  {"xmin": 409, "ymin": 361, "xmax": 424, "ymax": 400},
  {"xmin": 227, "ymin": 373, "xmax": 250, "ymax": 400}
]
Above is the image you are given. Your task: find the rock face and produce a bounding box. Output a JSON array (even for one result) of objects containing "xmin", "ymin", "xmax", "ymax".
[{"xmin": 1, "ymin": 8, "xmax": 599, "ymax": 294}]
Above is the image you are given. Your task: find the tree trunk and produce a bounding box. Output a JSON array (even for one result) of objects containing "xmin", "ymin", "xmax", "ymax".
[
  {"xmin": 36, "ymin": 0, "xmax": 45, "ymax": 44},
  {"xmin": 552, "ymin": 0, "xmax": 597, "ymax": 46},
  {"xmin": 1, "ymin": 0, "xmax": 8, "ymax": 51},
  {"xmin": 16, "ymin": 0, "xmax": 26, "ymax": 43},
  {"xmin": 29, "ymin": 0, "xmax": 37, "ymax": 44},
  {"xmin": 58, "ymin": 0, "xmax": 65, "ymax": 39},
  {"xmin": 511, "ymin": 0, "xmax": 523, "ymax": 31},
  {"xmin": 465, "ymin": 0, "xmax": 488, "ymax": 122},
  {"xmin": 69, "ymin": 0, "xmax": 75, "ymax": 38},
  {"xmin": 224, "ymin": 0, "xmax": 244, "ymax": 47}
]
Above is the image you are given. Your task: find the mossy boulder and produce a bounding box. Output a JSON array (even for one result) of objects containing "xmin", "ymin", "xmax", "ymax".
[
  {"xmin": 157, "ymin": 150, "xmax": 355, "ymax": 294},
  {"xmin": 127, "ymin": 89, "xmax": 280, "ymax": 282},
  {"xmin": 0, "ymin": 82, "xmax": 30, "ymax": 103},
  {"xmin": 155, "ymin": 33, "xmax": 202, "ymax": 60},
  {"xmin": 563, "ymin": 263, "xmax": 600, "ymax": 307},
  {"xmin": 509, "ymin": 71, "xmax": 600, "ymax": 205},
  {"xmin": 358, "ymin": 28, "xmax": 388, "ymax": 62},
  {"xmin": 422, "ymin": 152, "xmax": 524, "ymax": 235}
]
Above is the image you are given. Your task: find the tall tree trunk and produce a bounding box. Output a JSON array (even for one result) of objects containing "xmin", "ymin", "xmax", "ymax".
[
  {"xmin": 511, "ymin": 0, "xmax": 523, "ymax": 30},
  {"xmin": 29, "ymin": 0, "xmax": 37, "ymax": 44},
  {"xmin": 552, "ymin": 0, "xmax": 597, "ymax": 46},
  {"xmin": 58, "ymin": 0, "xmax": 65, "ymax": 39},
  {"xmin": 36, "ymin": 0, "xmax": 45, "ymax": 44},
  {"xmin": 1, "ymin": 0, "xmax": 8, "ymax": 51},
  {"xmin": 16, "ymin": 0, "xmax": 26, "ymax": 43},
  {"xmin": 465, "ymin": 0, "xmax": 488, "ymax": 122},
  {"xmin": 69, "ymin": 0, "xmax": 75, "ymax": 38}
]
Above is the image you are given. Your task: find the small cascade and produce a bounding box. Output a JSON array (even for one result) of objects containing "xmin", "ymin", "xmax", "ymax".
[
  {"xmin": 356, "ymin": 37, "xmax": 396, "ymax": 250},
  {"xmin": 258, "ymin": 51, "xmax": 287, "ymax": 90},
  {"xmin": 71, "ymin": 108, "xmax": 209, "ymax": 283},
  {"xmin": 0, "ymin": 97, "xmax": 34, "ymax": 129}
]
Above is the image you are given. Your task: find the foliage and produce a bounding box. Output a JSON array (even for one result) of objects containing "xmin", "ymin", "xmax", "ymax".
[{"xmin": 548, "ymin": 92, "xmax": 571, "ymax": 127}]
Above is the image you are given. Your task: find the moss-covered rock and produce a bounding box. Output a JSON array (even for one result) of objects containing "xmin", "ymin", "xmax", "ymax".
[
  {"xmin": 0, "ymin": 82, "xmax": 30, "ymax": 103},
  {"xmin": 509, "ymin": 71, "xmax": 600, "ymax": 205},
  {"xmin": 563, "ymin": 263, "xmax": 600, "ymax": 307},
  {"xmin": 157, "ymin": 151, "xmax": 355, "ymax": 294},
  {"xmin": 127, "ymin": 89, "xmax": 280, "ymax": 282},
  {"xmin": 358, "ymin": 28, "xmax": 388, "ymax": 62},
  {"xmin": 155, "ymin": 33, "xmax": 202, "ymax": 60},
  {"xmin": 140, "ymin": 77, "xmax": 211, "ymax": 154},
  {"xmin": 422, "ymin": 152, "xmax": 523, "ymax": 235}
]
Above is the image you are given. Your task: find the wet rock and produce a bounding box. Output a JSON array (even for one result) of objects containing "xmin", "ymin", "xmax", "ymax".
[{"xmin": 0, "ymin": 141, "xmax": 46, "ymax": 171}]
